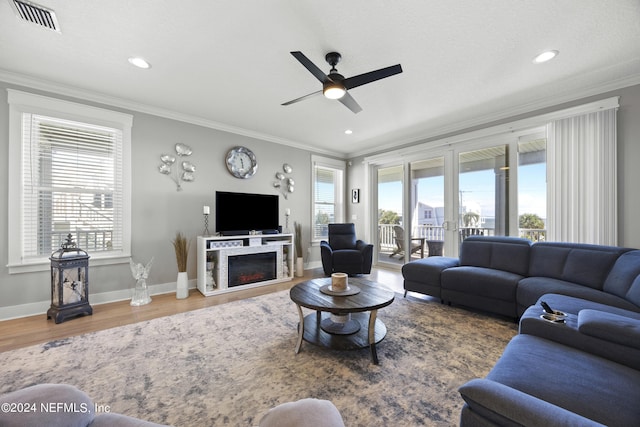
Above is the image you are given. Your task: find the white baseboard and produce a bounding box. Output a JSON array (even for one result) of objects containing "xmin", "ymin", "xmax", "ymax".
[{"xmin": 0, "ymin": 279, "xmax": 196, "ymax": 321}]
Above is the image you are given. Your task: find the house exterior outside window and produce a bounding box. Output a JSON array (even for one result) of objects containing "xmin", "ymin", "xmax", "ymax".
[
  {"xmin": 311, "ymin": 155, "xmax": 345, "ymax": 242},
  {"xmin": 7, "ymin": 90, "xmax": 132, "ymax": 273}
]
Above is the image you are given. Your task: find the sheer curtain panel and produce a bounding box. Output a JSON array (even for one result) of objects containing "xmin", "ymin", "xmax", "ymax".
[{"xmin": 547, "ymin": 107, "xmax": 618, "ymax": 245}]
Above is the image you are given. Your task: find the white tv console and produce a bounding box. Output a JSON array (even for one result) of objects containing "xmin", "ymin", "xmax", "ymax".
[{"xmin": 196, "ymin": 234, "xmax": 294, "ymax": 296}]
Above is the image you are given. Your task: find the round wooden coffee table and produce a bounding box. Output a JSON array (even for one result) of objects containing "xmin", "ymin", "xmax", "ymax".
[{"xmin": 289, "ymin": 277, "xmax": 395, "ymax": 364}]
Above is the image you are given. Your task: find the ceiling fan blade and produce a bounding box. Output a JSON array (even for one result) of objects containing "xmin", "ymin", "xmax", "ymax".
[
  {"xmin": 281, "ymin": 90, "xmax": 322, "ymax": 106},
  {"xmin": 343, "ymin": 64, "xmax": 403, "ymax": 90},
  {"xmin": 338, "ymin": 92, "xmax": 363, "ymax": 114},
  {"xmin": 290, "ymin": 51, "xmax": 330, "ymax": 83}
]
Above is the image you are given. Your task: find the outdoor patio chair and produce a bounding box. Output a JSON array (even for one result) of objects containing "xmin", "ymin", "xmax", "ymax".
[{"xmin": 390, "ymin": 225, "xmax": 423, "ymax": 258}]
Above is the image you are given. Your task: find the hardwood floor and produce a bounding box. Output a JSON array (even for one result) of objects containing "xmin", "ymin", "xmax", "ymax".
[{"xmin": 0, "ymin": 267, "xmax": 404, "ymax": 353}]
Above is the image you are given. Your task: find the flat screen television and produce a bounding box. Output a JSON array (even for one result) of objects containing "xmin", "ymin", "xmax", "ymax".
[{"xmin": 215, "ymin": 191, "xmax": 279, "ymax": 235}]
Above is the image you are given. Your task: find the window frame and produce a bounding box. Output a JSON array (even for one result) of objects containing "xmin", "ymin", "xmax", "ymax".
[
  {"xmin": 364, "ymin": 97, "xmax": 618, "ymax": 254},
  {"xmin": 7, "ymin": 90, "xmax": 133, "ymax": 274},
  {"xmin": 311, "ymin": 155, "xmax": 346, "ymax": 243}
]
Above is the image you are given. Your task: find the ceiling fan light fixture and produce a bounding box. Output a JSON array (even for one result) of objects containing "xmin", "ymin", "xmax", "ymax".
[{"xmin": 323, "ymin": 83, "xmax": 346, "ymax": 99}]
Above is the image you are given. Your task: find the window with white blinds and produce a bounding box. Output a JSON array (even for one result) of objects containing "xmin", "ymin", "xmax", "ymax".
[
  {"xmin": 22, "ymin": 114, "xmax": 123, "ymax": 258},
  {"xmin": 311, "ymin": 156, "xmax": 345, "ymax": 241},
  {"xmin": 8, "ymin": 90, "xmax": 132, "ymax": 272}
]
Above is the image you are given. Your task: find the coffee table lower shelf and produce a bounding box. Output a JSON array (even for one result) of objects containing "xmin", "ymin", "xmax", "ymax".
[{"xmin": 297, "ymin": 311, "xmax": 387, "ymax": 364}]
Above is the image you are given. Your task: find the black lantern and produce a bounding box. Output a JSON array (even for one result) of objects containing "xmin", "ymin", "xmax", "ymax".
[{"xmin": 48, "ymin": 234, "xmax": 93, "ymax": 323}]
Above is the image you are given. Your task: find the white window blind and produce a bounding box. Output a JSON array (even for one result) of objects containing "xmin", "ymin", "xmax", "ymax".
[
  {"xmin": 21, "ymin": 114, "xmax": 124, "ymax": 259},
  {"xmin": 314, "ymin": 166, "xmax": 336, "ymax": 239},
  {"xmin": 311, "ymin": 156, "xmax": 345, "ymax": 241}
]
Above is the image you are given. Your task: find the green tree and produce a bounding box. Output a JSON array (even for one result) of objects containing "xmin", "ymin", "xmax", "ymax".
[
  {"xmin": 462, "ymin": 211, "xmax": 480, "ymax": 227},
  {"xmin": 378, "ymin": 209, "xmax": 400, "ymax": 224},
  {"xmin": 519, "ymin": 213, "xmax": 545, "ymax": 229},
  {"xmin": 519, "ymin": 213, "xmax": 546, "ymax": 242},
  {"xmin": 315, "ymin": 211, "xmax": 330, "ymax": 225}
]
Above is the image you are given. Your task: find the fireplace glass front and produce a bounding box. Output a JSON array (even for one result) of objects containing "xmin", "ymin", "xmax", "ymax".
[{"xmin": 228, "ymin": 252, "xmax": 277, "ymax": 287}]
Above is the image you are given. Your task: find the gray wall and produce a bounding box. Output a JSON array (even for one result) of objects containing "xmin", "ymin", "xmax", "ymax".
[
  {"xmin": 2, "ymin": 81, "xmax": 639, "ymax": 317},
  {"xmin": 347, "ymin": 84, "xmax": 640, "ymax": 249},
  {"xmin": 0, "ymin": 81, "xmax": 314, "ymax": 313}
]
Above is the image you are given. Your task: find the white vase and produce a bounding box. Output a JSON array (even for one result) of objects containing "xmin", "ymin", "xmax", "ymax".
[
  {"xmin": 176, "ymin": 271, "xmax": 189, "ymax": 299},
  {"xmin": 295, "ymin": 257, "xmax": 304, "ymax": 277}
]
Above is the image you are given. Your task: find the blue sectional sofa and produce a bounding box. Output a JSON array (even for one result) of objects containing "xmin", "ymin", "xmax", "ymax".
[
  {"xmin": 459, "ymin": 331, "xmax": 640, "ymax": 426},
  {"xmin": 401, "ymin": 236, "xmax": 640, "ymax": 426},
  {"xmin": 459, "ymin": 293, "xmax": 640, "ymax": 426},
  {"xmin": 402, "ymin": 236, "xmax": 640, "ymax": 318}
]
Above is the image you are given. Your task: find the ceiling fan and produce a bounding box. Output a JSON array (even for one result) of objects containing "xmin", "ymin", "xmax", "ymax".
[{"xmin": 282, "ymin": 51, "xmax": 403, "ymax": 114}]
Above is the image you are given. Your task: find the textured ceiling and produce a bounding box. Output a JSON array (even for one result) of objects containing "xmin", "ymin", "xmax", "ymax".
[{"xmin": 1, "ymin": 0, "xmax": 639, "ymax": 157}]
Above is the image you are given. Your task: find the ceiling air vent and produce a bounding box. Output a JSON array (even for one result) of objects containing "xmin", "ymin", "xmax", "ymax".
[{"xmin": 8, "ymin": 0, "xmax": 60, "ymax": 33}]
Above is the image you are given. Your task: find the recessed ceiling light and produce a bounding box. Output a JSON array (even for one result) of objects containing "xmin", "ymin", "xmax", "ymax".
[
  {"xmin": 533, "ymin": 50, "xmax": 558, "ymax": 64},
  {"xmin": 128, "ymin": 57, "xmax": 151, "ymax": 69},
  {"xmin": 345, "ymin": 129, "xmax": 353, "ymax": 135}
]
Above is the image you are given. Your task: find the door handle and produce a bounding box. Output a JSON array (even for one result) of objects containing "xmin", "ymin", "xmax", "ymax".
[{"xmin": 442, "ymin": 221, "xmax": 458, "ymax": 231}]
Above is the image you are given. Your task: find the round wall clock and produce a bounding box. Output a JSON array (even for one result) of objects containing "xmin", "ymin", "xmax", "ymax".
[{"xmin": 225, "ymin": 146, "xmax": 258, "ymax": 179}]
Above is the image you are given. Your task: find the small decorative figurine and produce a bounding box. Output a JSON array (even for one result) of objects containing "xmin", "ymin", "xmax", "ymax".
[{"xmin": 130, "ymin": 257, "xmax": 154, "ymax": 306}]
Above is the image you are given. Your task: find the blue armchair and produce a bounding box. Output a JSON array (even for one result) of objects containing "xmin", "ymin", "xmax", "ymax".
[{"xmin": 320, "ymin": 223, "xmax": 373, "ymax": 276}]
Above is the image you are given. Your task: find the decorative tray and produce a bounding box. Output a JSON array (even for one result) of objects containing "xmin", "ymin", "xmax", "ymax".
[{"xmin": 320, "ymin": 284, "xmax": 361, "ymax": 296}]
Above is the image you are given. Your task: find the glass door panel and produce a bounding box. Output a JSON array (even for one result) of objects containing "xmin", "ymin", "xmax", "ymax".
[
  {"xmin": 517, "ymin": 136, "xmax": 547, "ymax": 242},
  {"xmin": 376, "ymin": 165, "xmax": 404, "ymax": 267},
  {"xmin": 458, "ymin": 145, "xmax": 509, "ymax": 243},
  {"xmin": 410, "ymin": 157, "xmax": 446, "ymax": 258}
]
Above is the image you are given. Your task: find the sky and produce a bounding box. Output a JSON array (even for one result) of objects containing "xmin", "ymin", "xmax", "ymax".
[{"xmin": 378, "ymin": 162, "xmax": 547, "ymax": 220}]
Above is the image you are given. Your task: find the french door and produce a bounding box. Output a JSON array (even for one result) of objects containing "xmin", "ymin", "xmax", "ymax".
[
  {"xmin": 375, "ymin": 165, "xmax": 405, "ymax": 267},
  {"xmin": 410, "ymin": 143, "xmax": 510, "ymax": 258},
  {"xmin": 373, "ymin": 141, "xmax": 511, "ymax": 265},
  {"xmin": 409, "ymin": 154, "xmax": 454, "ymax": 257}
]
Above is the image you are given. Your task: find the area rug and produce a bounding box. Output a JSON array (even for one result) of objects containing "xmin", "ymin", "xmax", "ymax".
[{"xmin": 0, "ymin": 290, "xmax": 517, "ymax": 426}]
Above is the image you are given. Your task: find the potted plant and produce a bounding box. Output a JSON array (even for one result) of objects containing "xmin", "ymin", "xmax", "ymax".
[
  {"xmin": 294, "ymin": 222, "xmax": 304, "ymax": 277},
  {"xmin": 172, "ymin": 231, "xmax": 190, "ymax": 299}
]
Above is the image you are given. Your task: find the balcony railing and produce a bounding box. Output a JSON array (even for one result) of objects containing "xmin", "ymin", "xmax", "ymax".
[
  {"xmin": 378, "ymin": 223, "xmax": 547, "ymax": 254},
  {"xmin": 41, "ymin": 229, "xmax": 113, "ymax": 255},
  {"xmin": 519, "ymin": 229, "xmax": 547, "ymax": 242}
]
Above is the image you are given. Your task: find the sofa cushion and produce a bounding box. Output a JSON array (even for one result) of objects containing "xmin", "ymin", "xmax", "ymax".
[
  {"xmin": 332, "ymin": 249, "xmax": 362, "ymax": 264},
  {"xmin": 516, "ymin": 277, "xmax": 640, "ymax": 315},
  {"xmin": 603, "ymin": 250, "xmax": 640, "ymax": 307},
  {"xmin": 534, "ymin": 293, "xmax": 640, "ymax": 316},
  {"xmin": 327, "ymin": 224, "xmax": 357, "ymax": 250},
  {"xmin": 459, "ymin": 236, "xmax": 531, "ymax": 276},
  {"xmin": 402, "ymin": 257, "xmax": 459, "ymax": 298},
  {"xmin": 0, "ymin": 384, "xmax": 95, "ymax": 427},
  {"xmin": 459, "ymin": 379, "xmax": 605, "ymax": 427},
  {"xmin": 258, "ymin": 398, "xmax": 345, "ymax": 427},
  {"xmin": 484, "ymin": 334, "xmax": 640, "ymax": 426},
  {"xmin": 519, "ymin": 298, "xmax": 640, "ymax": 370},
  {"xmin": 442, "ymin": 266, "xmax": 522, "ymax": 302},
  {"xmin": 402, "ymin": 257, "xmax": 459, "ymax": 284},
  {"xmin": 626, "ymin": 275, "xmax": 640, "ymax": 308},
  {"xmin": 529, "ymin": 243, "xmax": 629, "ymax": 290},
  {"xmin": 578, "ymin": 309, "xmax": 640, "ymax": 350}
]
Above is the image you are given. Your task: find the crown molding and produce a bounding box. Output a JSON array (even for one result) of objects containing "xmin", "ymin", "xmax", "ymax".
[
  {"xmin": 0, "ymin": 69, "xmax": 340, "ymax": 157},
  {"xmin": 2, "ymin": 68, "xmax": 638, "ymax": 161},
  {"xmin": 347, "ymin": 72, "xmax": 640, "ymax": 158}
]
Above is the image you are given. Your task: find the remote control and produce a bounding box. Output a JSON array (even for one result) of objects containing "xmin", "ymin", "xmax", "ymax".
[{"xmin": 540, "ymin": 301, "xmax": 555, "ymax": 314}]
